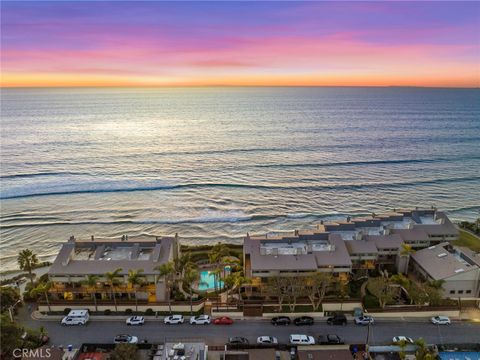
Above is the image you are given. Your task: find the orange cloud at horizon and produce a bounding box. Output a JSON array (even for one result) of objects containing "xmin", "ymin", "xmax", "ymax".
[{"xmin": 2, "ymin": 70, "xmax": 478, "ymax": 88}]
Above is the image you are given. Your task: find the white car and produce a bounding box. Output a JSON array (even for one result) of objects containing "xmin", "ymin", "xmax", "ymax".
[
  {"xmin": 431, "ymin": 316, "xmax": 451, "ymax": 325},
  {"xmin": 114, "ymin": 334, "xmax": 138, "ymax": 344},
  {"xmin": 392, "ymin": 336, "xmax": 414, "ymax": 344},
  {"xmin": 61, "ymin": 316, "xmax": 86, "ymax": 326},
  {"xmin": 289, "ymin": 334, "xmax": 315, "ymax": 345},
  {"xmin": 126, "ymin": 316, "xmax": 145, "ymax": 326},
  {"xmin": 190, "ymin": 315, "xmax": 211, "ymax": 325},
  {"xmin": 164, "ymin": 315, "xmax": 184, "ymax": 324},
  {"xmin": 257, "ymin": 336, "xmax": 278, "ymax": 344},
  {"xmin": 355, "ymin": 315, "xmax": 374, "ymax": 325}
]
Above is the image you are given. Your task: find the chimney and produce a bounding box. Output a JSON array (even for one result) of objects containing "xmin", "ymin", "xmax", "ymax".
[
  {"xmin": 347, "ymin": 216, "xmax": 351, "ymax": 223},
  {"xmin": 91, "ymin": 235, "xmax": 94, "ymax": 242},
  {"xmin": 121, "ymin": 235, "xmax": 125, "ymax": 241},
  {"xmin": 294, "ymin": 230, "xmax": 299, "ymax": 236},
  {"xmin": 68, "ymin": 236, "xmax": 75, "ymax": 243}
]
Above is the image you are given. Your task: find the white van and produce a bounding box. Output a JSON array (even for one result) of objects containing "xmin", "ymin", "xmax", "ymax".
[
  {"xmin": 61, "ymin": 309, "xmax": 89, "ymax": 326},
  {"xmin": 289, "ymin": 334, "xmax": 315, "ymax": 345}
]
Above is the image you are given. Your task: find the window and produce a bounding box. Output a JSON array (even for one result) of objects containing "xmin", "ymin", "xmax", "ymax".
[
  {"xmin": 466, "ymin": 290, "xmax": 471, "ymax": 294},
  {"xmin": 450, "ymin": 290, "xmax": 455, "ymax": 294},
  {"xmin": 458, "ymin": 290, "xmax": 464, "ymax": 294}
]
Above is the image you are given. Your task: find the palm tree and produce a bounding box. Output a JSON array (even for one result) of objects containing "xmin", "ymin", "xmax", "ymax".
[
  {"xmin": 105, "ymin": 268, "xmax": 123, "ymax": 312},
  {"xmin": 30, "ymin": 282, "xmax": 52, "ymax": 313},
  {"xmin": 17, "ymin": 249, "xmax": 39, "ymax": 286},
  {"xmin": 155, "ymin": 263, "xmax": 175, "ymax": 313},
  {"xmin": 398, "ymin": 243, "xmax": 416, "ymax": 274},
  {"xmin": 81, "ymin": 275, "xmax": 100, "ymax": 312},
  {"xmin": 183, "ymin": 267, "xmax": 200, "ymax": 314},
  {"xmin": 174, "ymin": 253, "xmax": 195, "ymax": 274},
  {"xmin": 414, "ymin": 338, "xmax": 429, "ymax": 360},
  {"xmin": 127, "ymin": 269, "xmax": 145, "ymax": 312},
  {"xmin": 397, "ymin": 339, "xmax": 409, "ymax": 360},
  {"xmin": 208, "ymin": 244, "xmax": 230, "ymax": 293}
]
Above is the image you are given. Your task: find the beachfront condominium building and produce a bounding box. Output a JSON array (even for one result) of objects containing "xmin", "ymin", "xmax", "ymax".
[
  {"xmin": 243, "ymin": 232, "xmax": 352, "ymax": 281},
  {"xmin": 244, "ymin": 208, "xmax": 459, "ymax": 282},
  {"xmin": 410, "ymin": 242, "xmax": 480, "ymax": 298},
  {"xmin": 48, "ymin": 234, "xmax": 179, "ymax": 302}
]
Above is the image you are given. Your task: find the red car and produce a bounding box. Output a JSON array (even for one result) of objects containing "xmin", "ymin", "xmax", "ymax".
[{"xmin": 213, "ymin": 316, "xmax": 233, "ymax": 325}]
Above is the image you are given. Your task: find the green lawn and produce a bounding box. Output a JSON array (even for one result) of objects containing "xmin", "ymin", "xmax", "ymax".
[{"xmin": 453, "ymin": 229, "xmax": 480, "ymax": 252}]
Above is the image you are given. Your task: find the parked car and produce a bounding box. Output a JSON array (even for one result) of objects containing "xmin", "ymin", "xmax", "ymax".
[
  {"xmin": 214, "ymin": 316, "xmax": 234, "ymax": 325},
  {"xmin": 114, "ymin": 334, "xmax": 138, "ymax": 344},
  {"xmin": 326, "ymin": 313, "xmax": 347, "ymax": 326},
  {"xmin": 228, "ymin": 337, "xmax": 249, "ymax": 345},
  {"xmin": 257, "ymin": 336, "xmax": 278, "ymax": 344},
  {"xmin": 126, "ymin": 316, "xmax": 145, "ymax": 326},
  {"xmin": 271, "ymin": 316, "xmax": 291, "ymax": 326},
  {"xmin": 431, "ymin": 316, "xmax": 451, "ymax": 325},
  {"xmin": 354, "ymin": 315, "xmax": 374, "ymax": 325},
  {"xmin": 294, "ymin": 316, "xmax": 314, "ymax": 326},
  {"xmin": 289, "ymin": 334, "xmax": 315, "ymax": 345},
  {"xmin": 190, "ymin": 315, "xmax": 211, "ymax": 325},
  {"xmin": 164, "ymin": 315, "xmax": 184, "ymax": 324},
  {"xmin": 392, "ymin": 336, "xmax": 414, "ymax": 344},
  {"xmin": 318, "ymin": 334, "xmax": 344, "ymax": 345}
]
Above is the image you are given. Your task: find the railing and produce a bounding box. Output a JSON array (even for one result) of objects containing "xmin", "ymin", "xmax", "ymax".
[{"xmin": 38, "ymin": 298, "xmax": 207, "ymax": 306}]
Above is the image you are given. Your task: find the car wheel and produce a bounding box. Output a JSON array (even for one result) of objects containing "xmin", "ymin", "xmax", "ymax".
[{"xmin": 342, "ymin": 322, "xmax": 346, "ymax": 326}]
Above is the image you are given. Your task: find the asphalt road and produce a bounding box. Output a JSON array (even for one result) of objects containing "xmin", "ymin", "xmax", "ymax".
[{"xmin": 21, "ymin": 316, "xmax": 480, "ymax": 347}]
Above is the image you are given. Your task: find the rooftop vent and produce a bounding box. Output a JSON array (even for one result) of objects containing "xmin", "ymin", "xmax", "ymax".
[
  {"xmin": 437, "ymin": 253, "xmax": 448, "ymax": 258},
  {"xmin": 454, "ymin": 269, "xmax": 465, "ymax": 273},
  {"xmin": 428, "ymin": 246, "xmax": 436, "ymax": 250}
]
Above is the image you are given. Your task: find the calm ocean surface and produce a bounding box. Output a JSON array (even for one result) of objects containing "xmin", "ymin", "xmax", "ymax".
[{"xmin": 1, "ymin": 87, "xmax": 479, "ymax": 269}]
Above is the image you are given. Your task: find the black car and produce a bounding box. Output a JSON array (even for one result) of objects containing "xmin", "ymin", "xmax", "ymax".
[
  {"xmin": 271, "ymin": 316, "xmax": 291, "ymax": 326},
  {"xmin": 228, "ymin": 337, "xmax": 249, "ymax": 345},
  {"xmin": 326, "ymin": 313, "xmax": 347, "ymax": 326},
  {"xmin": 294, "ymin": 316, "xmax": 314, "ymax": 326},
  {"xmin": 318, "ymin": 334, "xmax": 344, "ymax": 345}
]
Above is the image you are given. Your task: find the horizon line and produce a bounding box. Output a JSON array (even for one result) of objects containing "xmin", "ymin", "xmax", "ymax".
[{"xmin": 2, "ymin": 85, "xmax": 479, "ymax": 90}]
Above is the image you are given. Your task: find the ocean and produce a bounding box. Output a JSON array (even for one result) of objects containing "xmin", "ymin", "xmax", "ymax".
[{"xmin": 1, "ymin": 87, "xmax": 479, "ymax": 270}]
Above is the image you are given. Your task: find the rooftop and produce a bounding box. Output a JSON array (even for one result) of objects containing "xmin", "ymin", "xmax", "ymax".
[
  {"xmin": 411, "ymin": 242, "xmax": 479, "ymax": 280},
  {"xmin": 49, "ymin": 235, "xmax": 177, "ymax": 276}
]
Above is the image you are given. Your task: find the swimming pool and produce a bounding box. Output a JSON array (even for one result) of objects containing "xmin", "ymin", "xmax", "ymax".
[{"xmin": 198, "ymin": 270, "xmax": 224, "ymax": 291}]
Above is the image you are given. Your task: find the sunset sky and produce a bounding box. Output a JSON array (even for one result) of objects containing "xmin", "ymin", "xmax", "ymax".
[{"xmin": 1, "ymin": 1, "xmax": 479, "ymax": 88}]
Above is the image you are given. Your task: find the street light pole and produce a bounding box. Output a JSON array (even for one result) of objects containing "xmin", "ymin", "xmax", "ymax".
[{"xmin": 9, "ymin": 299, "xmax": 22, "ymax": 322}]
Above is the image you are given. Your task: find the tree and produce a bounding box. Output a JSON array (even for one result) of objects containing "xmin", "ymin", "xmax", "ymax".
[
  {"xmin": 425, "ymin": 280, "xmax": 444, "ymax": 306},
  {"xmin": 0, "ymin": 314, "xmax": 24, "ymax": 358},
  {"xmin": 30, "ymin": 282, "xmax": 52, "ymax": 313},
  {"xmin": 183, "ymin": 267, "xmax": 200, "ymax": 314},
  {"xmin": 174, "ymin": 252, "xmax": 195, "ymax": 274},
  {"xmin": 110, "ymin": 343, "xmax": 139, "ymax": 360},
  {"xmin": 127, "ymin": 269, "xmax": 145, "ymax": 312},
  {"xmin": 397, "ymin": 339, "xmax": 409, "ymax": 360},
  {"xmin": 208, "ymin": 243, "xmax": 230, "ymax": 293},
  {"xmin": 17, "ymin": 249, "xmax": 39, "ymax": 286},
  {"xmin": 284, "ymin": 276, "xmax": 305, "ymax": 312},
  {"xmin": 398, "ymin": 243, "xmax": 416, "ymax": 274},
  {"xmin": 266, "ymin": 276, "xmax": 290, "ymax": 311},
  {"xmin": 366, "ymin": 276, "xmax": 395, "ymax": 309},
  {"xmin": 305, "ymin": 272, "xmax": 332, "ymax": 311},
  {"xmin": 105, "ymin": 268, "xmax": 123, "ymax": 312},
  {"xmin": 155, "ymin": 262, "xmax": 175, "ymax": 313},
  {"xmin": 0, "ymin": 287, "xmax": 21, "ymax": 313},
  {"xmin": 81, "ymin": 275, "xmax": 100, "ymax": 312}
]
